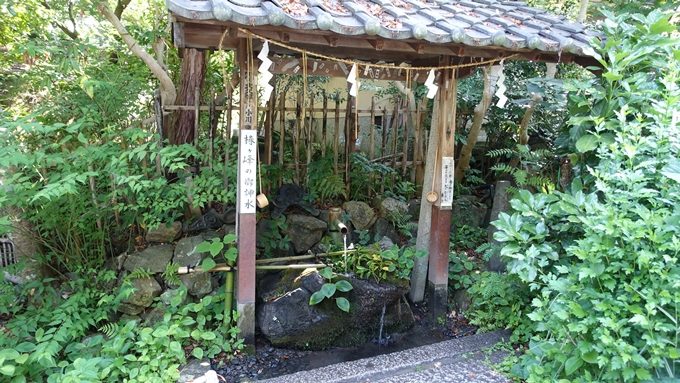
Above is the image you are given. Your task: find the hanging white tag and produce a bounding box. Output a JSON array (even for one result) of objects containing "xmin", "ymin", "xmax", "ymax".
[
  {"xmin": 494, "ymin": 60, "xmax": 507, "ymax": 108},
  {"xmin": 425, "ymin": 69, "xmax": 438, "ymax": 99},
  {"xmin": 257, "ymin": 41, "xmax": 274, "ymax": 106},
  {"xmin": 348, "ymin": 63, "xmax": 359, "ymax": 97}
]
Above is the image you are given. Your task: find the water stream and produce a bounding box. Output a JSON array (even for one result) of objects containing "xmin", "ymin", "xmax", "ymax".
[
  {"xmin": 342, "ymin": 233, "xmax": 348, "ymax": 273},
  {"xmin": 377, "ymin": 304, "xmax": 387, "ymax": 346}
]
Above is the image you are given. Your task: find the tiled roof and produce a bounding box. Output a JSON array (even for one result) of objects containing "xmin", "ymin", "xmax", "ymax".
[{"xmin": 167, "ymin": 0, "xmax": 596, "ymax": 56}]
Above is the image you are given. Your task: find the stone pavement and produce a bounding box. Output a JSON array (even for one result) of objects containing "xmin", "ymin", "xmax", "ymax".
[{"xmin": 258, "ymin": 331, "xmax": 512, "ymax": 383}]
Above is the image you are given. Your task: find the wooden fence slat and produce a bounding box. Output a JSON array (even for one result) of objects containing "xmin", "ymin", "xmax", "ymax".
[
  {"xmin": 294, "ymin": 94, "xmax": 301, "ymax": 184},
  {"xmin": 279, "ymin": 91, "xmax": 286, "ymax": 167},
  {"xmin": 402, "ymin": 97, "xmax": 410, "ymax": 176},
  {"xmin": 369, "ymin": 96, "xmax": 375, "ymax": 160},
  {"xmin": 333, "ymin": 95, "xmax": 340, "ymax": 174},
  {"xmin": 322, "ymin": 90, "xmax": 328, "ymax": 157}
]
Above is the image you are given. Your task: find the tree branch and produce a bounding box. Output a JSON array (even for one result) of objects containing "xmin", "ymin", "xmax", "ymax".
[
  {"xmin": 114, "ymin": 0, "xmax": 133, "ymax": 19},
  {"xmin": 39, "ymin": 0, "xmax": 79, "ymax": 40},
  {"xmin": 98, "ymin": 3, "xmax": 177, "ymax": 106}
]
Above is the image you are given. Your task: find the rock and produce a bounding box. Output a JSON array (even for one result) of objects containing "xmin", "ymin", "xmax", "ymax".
[
  {"xmin": 342, "ymin": 201, "xmax": 376, "ymax": 230},
  {"xmin": 271, "ymin": 184, "xmax": 319, "ymax": 218},
  {"xmin": 142, "ymin": 306, "xmax": 166, "ymax": 326},
  {"xmin": 222, "ymin": 206, "xmax": 236, "ymax": 224},
  {"xmin": 379, "ymin": 197, "xmax": 409, "ymax": 220},
  {"xmin": 257, "ymin": 269, "xmax": 412, "ymax": 349},
  {"xmin": 452, "ymin": 196, "xmax": 488, "ymax": 228},
  {"xmin": 378, "ymin": 236, "xmax": 395, "ymax": 250},
  {"xmin": 383, "ymin": 298, "xmax": 415, "ymax": 332},
  {"xmin": 180, "ymin": 271, "xmax": 214, "ymax": 298},
  {"xmin": 188, "ymin": 209, "xmax": 224, "ymax": 234},
  {"xmin": 174, "ymin": 236, "xmax": 208, "ymax": 267},
  {"xmin": 284, "ymin": 214, "xmax": 327, "ymax": 253},
  {"xmin": 123, "ymin": 244, "xmax": 174, "ymax": 274},
  {"xmin": 452, "ymin": 289, "xmax": 471, "ymax": 313},
  {"xmin": 160, "ymin": 287, "xmax": 187, "ymax": 306},
  {"xmin": 371, "ymin": 218, "xmax": 399, "ymax": 244},
  {"xmin": 120, "ymin": 277, "xmax": 162, "ymax": 313},
  {"xmin": 105, "ymin": 252, "xmax": 127, "ymax": 272},
  {"xmin": 145, "ymin": 221, "xmax": 182, "ymax": 243},
  {"xmin": 407, "ymin": 199, "xmax": 421, "ymax": 219},
  {"xmin": 178, "ymin": 359, "xmax": 213, "ymax": 383}
]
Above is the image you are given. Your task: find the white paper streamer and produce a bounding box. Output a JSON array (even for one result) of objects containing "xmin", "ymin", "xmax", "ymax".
[
  {"xmin": 424, "ymin": 69, "xmax": 438, "ymax": 99},
  {"xmin": 494, "ymin": 60, "xmax": 507, "ymax": 108},
  {"xmin": 348, "ymin": 63, "xmax": 359, "ymax": 97},
  {"xmin": 257, "ymin": 41, "xmax": 274, "ymax": 106}
]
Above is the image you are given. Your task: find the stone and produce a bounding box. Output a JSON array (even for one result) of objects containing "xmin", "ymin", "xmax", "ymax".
[
  {"xmin": 271, "ymin": 184, "xmax": 320, "ymax": 218},
  {"xmin": 379, "ymin": 197, "xmax": 409, "ymax": 220},
  {"xmin": 120, "ymin": 277, "xmax": 162, "ymax": 313},
  {"xmin": 142, "ymin": 306, "xmax": 166, "ymax": 326},
  {"xmin": 257, "ymin": 269, "xmax": 412, "ymax": 349},
  {"xmin": 105, "ymin": 252, "xmax": 127, "ymax": 272},
  {"xmin": 160, "ymin": 287, "xmax": 187, "ymax": 306},
  {"xmin": 372, "ymin": 218, "xmax": 400, "ymax": 245},
  {"xmin": 222, "ymin": 206, "xmax": 236, "ymax": 224},
  {"xmin": 407, "ymin": 199, "xmax": 421, "ymax": 219},
  {"xmin": 487, "ymin": 181, "xmax": 511, "ymax": 272},
  {"xmin": 378, "ymin": 236, "xmax": 395, "ymax": 250},
  {"xmin": 118, "ymin": 302, "xmax": 144, "ymax": 316},
  {"xmin": 178, "ymin": 359, "xmax": 213, "ymax": 383},
  {"xmin": 188, "ymin": 209, "xmax": 224, "ymax": 234},
  {"xmin": 180, "ymin": 271, "xmax": 214, "ymax": 298},
  {"xmin": 145, "ymin": 221, "xmax": 181, "ymax": 243},
  {"xmin": 452, "ymin": 196, "xmax": 488, "ymax": 228},
  {"xmin": 284, "ymin": 214, "xmax": 327, "ymax": 254},
  {"xmin": 452, "ymin": 289, "xmax": 471, "ymax": 313},
  {"xmin": 342, "ymin": 201, "xmax": 376, "ymax": 230},
  {"xmin": 123, "ymin": 244, "xmax": 174, "ymax": 274},
  {"xmin": 174, "ymin": 235, "xmax": 208, "ymax": 267}
]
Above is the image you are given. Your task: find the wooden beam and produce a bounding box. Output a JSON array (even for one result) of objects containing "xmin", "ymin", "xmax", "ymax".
[
  {"xmin": 427, "ymin": 57, "xmax": 457, "ymax": 320},
  {"xmin": 235, "ymin": 38, "xmax": 257, "ymax": 348}
]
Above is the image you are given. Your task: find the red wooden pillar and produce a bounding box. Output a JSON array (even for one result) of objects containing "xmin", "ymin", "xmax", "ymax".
[
  {"xmin": 236, "ymin": 39, "xmax": 257, "ymax": 347},
  {"xmin": 427, "ymin": 60, "xmax": 457, "ymax": 321}
]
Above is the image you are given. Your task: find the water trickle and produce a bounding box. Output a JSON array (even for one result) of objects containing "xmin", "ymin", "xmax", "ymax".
[
  {"xmin": 377, "ymin": 304, "xmax": 387, "ymax": 346},
  {"xmin": 342, "ymin": 233, "xmax": 348, "ymax": 273}
]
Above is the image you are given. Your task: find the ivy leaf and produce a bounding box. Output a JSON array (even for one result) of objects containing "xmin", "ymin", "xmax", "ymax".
[
  {"xmin": 320, "ymin": 283, "xmax": 336, "ymax": 298},
  {"xmin": 209, "ymin": 241, "xmax": 224, "ymax": 256},
  {"xmin": 319, "ymin": 267, "xmax": 334, "ymax": 280},
  {"xmin": 564, "ymin": 355, "xmax": 583, "ymax": 375},
  {"xmin": 309, "ymin": 291, "xmax": 325, "ymax": 305},
  {"xmin": 201, "ymin": 258, "xmax": 216, "ymax": 272},
  {"xmin": 335, "ymin": 297, "xmax": 350, "ymax": 312},
  {"xmin": 192, "ymin": 347, "xmax": 204, "ymax": 360},
  {"xmin": 335, "ymin": 280, "xmax": 353, "ymax": 292},
  {"xmin": 575, "ymin": 134, "xmax": 599, "ymax": 153}
]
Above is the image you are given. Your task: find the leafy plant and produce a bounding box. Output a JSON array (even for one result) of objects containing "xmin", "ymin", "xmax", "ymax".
[
  {"xmin": 448, "ymin": 251, "xmax": 479, "ymax": 290},
  {"xmin": 309, "ymin": 267, "xmax": 353, "ymax": 312},
  {"xmin": 466, "ymin": 272, "xmax": 533, "ymax": 343},
  {"xmin": 488, "ymin": 144, "xmax": 556, "ymax": 194},
  {"xmin": 348, "ymin": 153, "xmax": 394, "ymax": 201},
  {"xmin": 195, "ymin": 233, "xmax": 238, "ymax": 271},
  {"xmin": 450, "ymin": 224, "xmax": 488, "ymax": 251},
  {"xmin": 307, "ymin": 155, "xmax": 347, "ymax": 204},
  {"xmin": 340, "ymin": 245, "xmax": 425, "ymax": 283},
  {"xmin": 256, "ymin": 215, "xmax": 291, "ymax": 258},
  {"xmin": 493, "ymin": 11, "xmax": 680, "ymax": 382}
]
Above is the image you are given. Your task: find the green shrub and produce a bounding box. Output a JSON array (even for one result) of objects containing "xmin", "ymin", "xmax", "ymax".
[
  {"xmin": 466, "ymin": 272, "xmax": 533, "ymax": 343},
  {"xmin": 493, "ymin": 10, "xmax": 680, "ymax": 382}
]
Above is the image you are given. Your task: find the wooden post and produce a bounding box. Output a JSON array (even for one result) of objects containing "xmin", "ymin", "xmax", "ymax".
[
  {"xmin": 381, "ymin": 107, "xmax": 387, "ymax": 157},
  {"xmin": 193, "ymin": 86, "xmax": 200, "ymax": 147},
  {"xmin": 278, "ymin": 91, "xmax": 285, "ymax": 166},
  {"xmin": 294, "ymin": 93, "xmax": 302, "ymax": 184},
  {"xmin": 427, "ymin": 61, "xmax": 457, "ymax": 321},
  {"xmin": 369, "ymin": 96, "xmax": 375, "ymax": 160},
  {"xmin": 264, "ymin": 82, "xmax": 275, "ymax": 166},
  {"xmin": 343, "ymin": 90, "xmax": 352, "ymax": 190},
  {"xmin": 322, "ymin": 90, "xmax": 328, "ymax": 157},
  {"xmin": 402, "ymin": 96, "xmax": 411, "ymax": 176},
  {"xmin": 333, "ymin": 94, "xmax": 340, "ymax": 174},
  {"xmin": 235, "ymin": 40, "xmax": 257, "ymax": 347}
]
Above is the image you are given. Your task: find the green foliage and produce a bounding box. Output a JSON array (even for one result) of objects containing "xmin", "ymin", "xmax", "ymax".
[
  {"xmin": 348, "ymin": 153, "xmax": 395, "ymax": 201},
  {"xmin": 451, "ymin": 224, "xmax": 488, "ymax": 251},
  {"xmin": 488, "ymin": 145, "xmax": 556, "ymax": 193},
  {"xmin": 493, "ymin": 11, "xmax": 680, "ymax": 382},
  {"xmin": 0, "ymin": 275, "xmax": 243, "ymax": 382},
  {"xmin": 307, "ymin": 155, "xmax": 347, "ymax": 204},
  {"xmin": 448, "ymin": 251, "xmax": 478, "ymax": 290},
  {"xmin": 256, "ymin": 215, "xmax": 291, "ymax": 258},
  {"xmin": 308, "ymin": 267, "xmax": 353, "ymax": 312},
  {"xmin": 195, "ymin": 233, "xmax": 238, "ymax": 268},
  {"xmin": 466, "ymin": 272, "xmax": 533, "ymax": 343},
  {"xmin": 339, "ymin": 245, "xmax": 425, "ymax": 283}
]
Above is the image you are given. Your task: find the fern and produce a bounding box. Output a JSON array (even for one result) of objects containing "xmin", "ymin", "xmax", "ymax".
[
  {"xmin": 99, "ymin": 322, "xmax": 119, "ymax": 338},
  {"xmin": 162, "ymin": 263, "xmax": 181, "ymax": 286},
  {"xmin": 125, "ymin": 267, "xmax": 153, "ymax": 281},
  {"xmin": 486, "ymin": 147, "xmax": 515, "ymax": 158}
]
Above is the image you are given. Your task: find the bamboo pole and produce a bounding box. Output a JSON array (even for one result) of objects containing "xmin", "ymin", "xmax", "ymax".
[
  {"xmin": 209, "ymin": 96, "xmax": 216, "ymax": 169},
  {"xmin": 279, "ymin": 91, "xmax": 286, "ymax": 166},
  {"xmin": 402, "ymin": 97, "xmax": 410, "ymax": 176},
  {"xmin": 294, "ymin": 93, "xmax": 302, "ymax": 183},
  {"xmin": 333, "ymin": 94, "xmax": 340, "ymax": 174},
  {"xmin": 256, "ymin": 249, "xmax": 357, "ymax": 264},
  {"xmin": 343, "ymin": 89, "xmax": 352, "ymax": 190},
  {"xmin": 322, "ymin": 90, "xmax": 328, "ymax": 157},
  {"xmin": 223, "ymin": 92, "xmax": 232, "ymax": 189},
  {"xmin": 369, "ymin": 96, "xmax": 375, "ymax": 160},
  {"xmin": 306, "ymin": 93, "xmax": 314, "ymax": 178},
  {"xmin": 381, "ymin": 106, "xmax": 387, "ymax": 157},
  {"xmin": 194, "ymin": 86, "xmax": 200, "ymax": 147},
  {"xmin": 390, "ymin": 100, "xmax": 399, "ymax": 188},
  {"xmin": 264, "ymin": 83, "xmax": 275, "ymax": 165}
]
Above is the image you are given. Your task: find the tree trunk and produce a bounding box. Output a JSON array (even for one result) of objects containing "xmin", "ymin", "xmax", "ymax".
[
  {"xmin": 454, "ymin": 66, "xmax": 499, "ymax": 183},
  {"xmin": 171, "ymin": 48, "xmax": 207, "ymax": 145}
]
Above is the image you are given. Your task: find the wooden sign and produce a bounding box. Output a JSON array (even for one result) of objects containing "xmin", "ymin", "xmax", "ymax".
[
  {"xmin": 440, "ymin": 156, "xmax": 454, "ymax": 208},
  {"xmin": 239, "ymin": 130, "xmax": 257, "ymax": 214}
]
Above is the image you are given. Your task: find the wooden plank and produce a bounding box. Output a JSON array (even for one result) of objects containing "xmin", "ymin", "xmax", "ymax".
[
  {"xmin": 369, "ymin": 96, "xmax": 375, "ymax": 160},
  {"xmin": 333, "ymin": 94, "xmax": 340, "ymax": 174},
  {"xmin": 235, "ymin": 38, "xmax": 257, "ymax": 346},
  {"xmin": 321, "ymin": 90, "xmax": 328, "ymax": 157}
]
